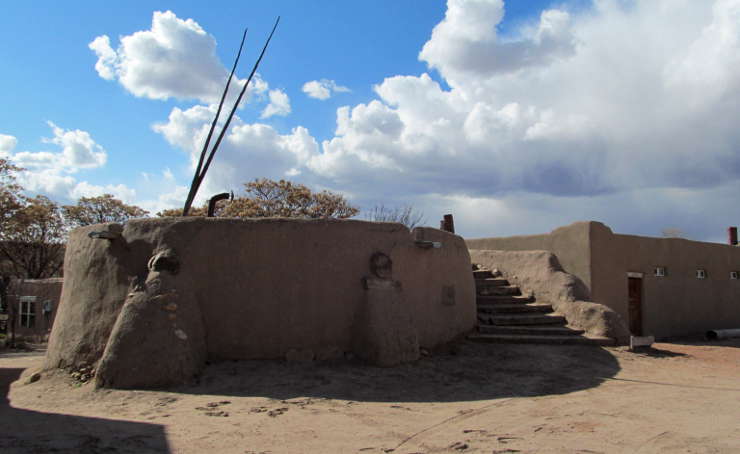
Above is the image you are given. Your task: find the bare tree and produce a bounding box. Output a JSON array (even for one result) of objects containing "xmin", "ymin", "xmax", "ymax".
[
  {"xmin": 0, "ymin": 159, "xmax": 24, "ymax": 234},
  {"xmin": 365, "ymin": 204, "xmax": 426, "ymax": 229},
  {"xmin": 0, "ymin": 195, "xmax": 65, "ymax": 279},
  {"xmin": 62, "ymin": 194, "xmax": 149, "ymax": 228},
  {"xmin": 160, "ymin": 178, "xmax": 359, "ymax": 219}
]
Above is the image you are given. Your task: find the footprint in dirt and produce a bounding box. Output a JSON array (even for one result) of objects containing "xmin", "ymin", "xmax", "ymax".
[
  {"xmin": 449, "ymin": 441, "xmax": 469, "ymax": 451},
  {"xmin": 155, "ymin": 396, "xmax": 178, "ymax": 407},
  {"xmin": 267, "ymin": 407, "xmax": 288, "ymax": 417},
  {"xmin": 195, "ymin": 400, "xmax": 231, "ymax": 417}
]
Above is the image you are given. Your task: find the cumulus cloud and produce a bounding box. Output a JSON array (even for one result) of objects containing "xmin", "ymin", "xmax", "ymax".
[
  {"xmin": 419, "ymin": 0, "xmax": 576, "ymax": 84},
  {"xmin": 88, "ymin": 35, "xmax": 117, "ymax": 80},
  {"xmin": 260, "ymin": 89, "xmax": 291, "ymax": 118},
  {"xmin": 89, "ymin": 10, "xmax": 269, "ymax": 104},
  {"xmin": 302, "ymin": 79, "xmax": 351, "ymax": 100},
  {"xmin": 8, "ymin": 122, "xmax": 107, "ymax": 179},
  {"xmin": 135, "ymin": 0, "xmax": 740, "ymax": 241},
  {"xmin": 0, "ymin": 134, "xmax": 18, "ymax": 156},
  {"xmin": 40, "ymin": 121, "xmax": 107, "ymax": 169},
  {"xmin": 70, "ymin": 181, "xmax": 137, "ymax": 203},
  {"xmin": 0, "ymin": 124, "xmax": 140, "ymax": 204},
  {"xmin": 133, "ymin": 168, "xmax": 189, "ymax": 214},
  {"xmin": 302, "ymin": 0, "xmax": 740, "ymax": 207},
  {"xmin": 153, "ymin": 104, "xmax": 319, "ymax": 200}
]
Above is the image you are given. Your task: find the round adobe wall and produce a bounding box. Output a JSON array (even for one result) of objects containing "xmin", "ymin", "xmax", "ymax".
[{"xmin": 44, "ymin": 218, "xmax": 475, "ymax": 388}]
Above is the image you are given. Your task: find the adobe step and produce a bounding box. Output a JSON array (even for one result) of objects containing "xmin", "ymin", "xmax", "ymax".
[
  {"xmin": 477, "ymin": 303, "xmax": 553, "ymax": 314},
  {"xmin": 477, "ymin": 284, "xmax": 519, "ymax": 296},
  {"xmin": 475, "ymin": 278, "xmax": 510, "ymax": 288},
  {"xmin": 480, "ymin": 313, "xmax": 567, "ymax": 326},
  {"xmin": 476, "ymin": 295, "xmax": 533, "ymax": 305},
  {"xmin": 473, "ymin": 270, "xmax": 496, "ymax": 279},
  {"xmin": 479, "ymin": 324, "xmax": 585, "ymax": 336},
  {"xmin": 467, "ymin": 333, "xmax": 615, "ymax": 346}
]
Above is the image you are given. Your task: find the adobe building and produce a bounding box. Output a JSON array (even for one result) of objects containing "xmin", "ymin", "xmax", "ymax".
[
  {"xmin": 0, "ymin": 278, "xmax": 63, "ymax": 343},
  {"xmin": 44, "ymin": 217, "xmax": 476, "ymax": 388},
  {"xmin": 466, "ymin": 221, "xmax": 740, "ymax": 339}
]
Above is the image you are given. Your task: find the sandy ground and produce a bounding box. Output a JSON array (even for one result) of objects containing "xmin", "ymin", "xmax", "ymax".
[{"xmin": 1, "ymin": 339, "xmax": 739, "ymax": 454}]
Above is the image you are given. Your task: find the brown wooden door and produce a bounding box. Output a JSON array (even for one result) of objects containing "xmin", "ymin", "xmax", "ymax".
[{"xmin": 628, "ymin": 277, "xmax": 643, "ymax": 336}]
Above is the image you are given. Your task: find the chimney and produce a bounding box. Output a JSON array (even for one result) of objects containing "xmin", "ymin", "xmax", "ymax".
[
  {"xmin": 728, "ymin": 227, "xmax": 737, "ymax": 245},
  {"xmin": 440, "ymin": 214, "xmax": 455, "ymax": 233}
]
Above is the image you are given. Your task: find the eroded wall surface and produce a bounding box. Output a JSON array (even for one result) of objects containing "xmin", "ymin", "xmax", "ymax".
[{"xmin": 44, "ymin": 218, "xmax": 475, "ymax": 388}]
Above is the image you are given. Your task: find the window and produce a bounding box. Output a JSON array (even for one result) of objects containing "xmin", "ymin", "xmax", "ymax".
[
  {"xmin": 696, "ymin": 269, "xmax": 707, "ymax": 279},
  {"xmin": 19, "ymin": 296, "xmax": 36, "ymax": 328},
  {"xmin": 730, "ymin": 271, "xmax": 738, "ymax": 280},
  {"xmin": 654, "ymin": 267, "xmax": 666, "ymax": 277}
]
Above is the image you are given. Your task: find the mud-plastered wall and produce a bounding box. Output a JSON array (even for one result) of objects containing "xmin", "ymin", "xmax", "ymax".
[
  {"xmin": 44, "ymin": 218, "xmax": 475, "ymax": 388},
  {"xmin": 466, "ymin": 221, "xmax": 594, "ymax": 293},
  {"xmin": 590, "ymin": 222, "xmax": 740, "ymax": 338}
]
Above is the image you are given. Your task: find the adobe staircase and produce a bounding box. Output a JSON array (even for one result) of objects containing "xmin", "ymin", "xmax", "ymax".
[{"xmin": 468, "ymin": 265, "xmax": 613, "ymax": 345}]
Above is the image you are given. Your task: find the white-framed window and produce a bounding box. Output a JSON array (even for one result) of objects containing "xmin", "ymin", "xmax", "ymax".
[
  {"xmin": 696, "ymin": 269, "xmax": 707, "ymax": 279},
  {"xmin": 654, "ymin": 267, "xmax": 666, "ymax": 277},
  {"xmin": 730, "ymin": 271, "xmax": 738, "ymax": 280},
  {"xmin": 19, "ymin": 296, "xmax": 37, "ymax": 328}
]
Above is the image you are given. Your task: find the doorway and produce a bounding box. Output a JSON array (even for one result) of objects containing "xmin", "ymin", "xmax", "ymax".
[{"xmin": 627, "ymin": 277, "xmax": 643, "ymax": 336}]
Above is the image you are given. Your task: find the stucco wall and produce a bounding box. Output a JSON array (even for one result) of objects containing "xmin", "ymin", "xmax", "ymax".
[
  {"xmin": 44, "ymin": 218, "xmax": 475, "ymax": 388},
  {"xmin": 590, "ymin": 222, "xmax": 740, "ymax": 338},
  {"xmin": 466, "ymin": 221, "xmax": 594, "ymax": 295},
  {"xmin": 7, "ymin": 278, "xmax": 63, "ymax": 339}
]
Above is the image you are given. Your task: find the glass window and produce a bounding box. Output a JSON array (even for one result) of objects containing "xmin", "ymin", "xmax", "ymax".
[{"xmin": 19, "ymin": 297, "xmax": 36, "ymax": 328}]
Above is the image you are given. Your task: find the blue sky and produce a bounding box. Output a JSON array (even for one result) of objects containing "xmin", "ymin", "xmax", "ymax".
[{"xmin": 1, "ymin": 0, "xmax": 739, "ymax": 241}]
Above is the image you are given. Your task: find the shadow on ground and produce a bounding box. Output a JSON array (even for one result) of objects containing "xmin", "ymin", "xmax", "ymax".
[
  {"xmin": 173, "ymin": 341, "xmax": 621, "ymax": 403},
  {"xmin": 0, "ymin": 365, "xmax": 170, "ymax": 453},
  {"xmin": 628, "ymin": 346, "xmax": 687, "ymax": 358},
  {"xmin": 661, "ymin": 336, "xmax": 740, "ymax": 348}
]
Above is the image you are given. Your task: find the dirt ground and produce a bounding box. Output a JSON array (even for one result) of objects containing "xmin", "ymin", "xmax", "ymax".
[{"xmin": 1, "ymin": 339, "xmax": 739, "ymax": 454}]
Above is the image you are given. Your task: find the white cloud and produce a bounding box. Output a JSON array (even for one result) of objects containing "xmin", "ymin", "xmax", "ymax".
[
  {"xmin": 88, "ymin": 35, "xmax": 117, "ymax": 80},
  {"xmin": 419, "ymin": 0, "xmax": 575, "ymax": 85},
  {"xmin": 88, "ymin": 10, "xmax": 269, "ymax": 105},
  {"xmin": 302, "ymin": 79, "xmax": 351, "ymax": 100},
  {"xmin": 102, "ymin": 0, "xmax": 740, "ymax": 243},
  {"xmin": 260, "ymin": 89, "xmax": 291, "ymax": 118},
  {"xmin": 0, "ymin": 134, "xmax": 18, "ymax": 157},
  {"xmin": 1, "ymin": 123, "xmax": 139, "ymax": 205},
  {"xmin": 153, "ymin": 104, "xmax": 319, "ymax": 201},
  {"xmin": 664, "ymin": 0, "xmax": 740, "ymax": 106},
  {"xmin": 40, "ymin": 121, "xmax": 107, "ymax": 169},
  {"xmin": 300, "ymin": 0, "xmax": 740, "ymax": 205},
  {"xmin": 70, "ymin": 181, "xmax": 137, "ymax": 203},
  {"xmin": 134, "ymin": 168, "xmax": 189, "ymax": 214},
  {"xmin": 8, "ymin": 122, "xmax": 106, "ymax": 182},
  {"xmin": 17, "ymin": 169, "xmax": 77, "ymax": 198}
]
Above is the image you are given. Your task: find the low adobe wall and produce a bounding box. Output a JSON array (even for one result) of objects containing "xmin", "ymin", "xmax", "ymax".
[{"xmin": 44, "ymin": 218, "xmax": 475, "ymax": 388}]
